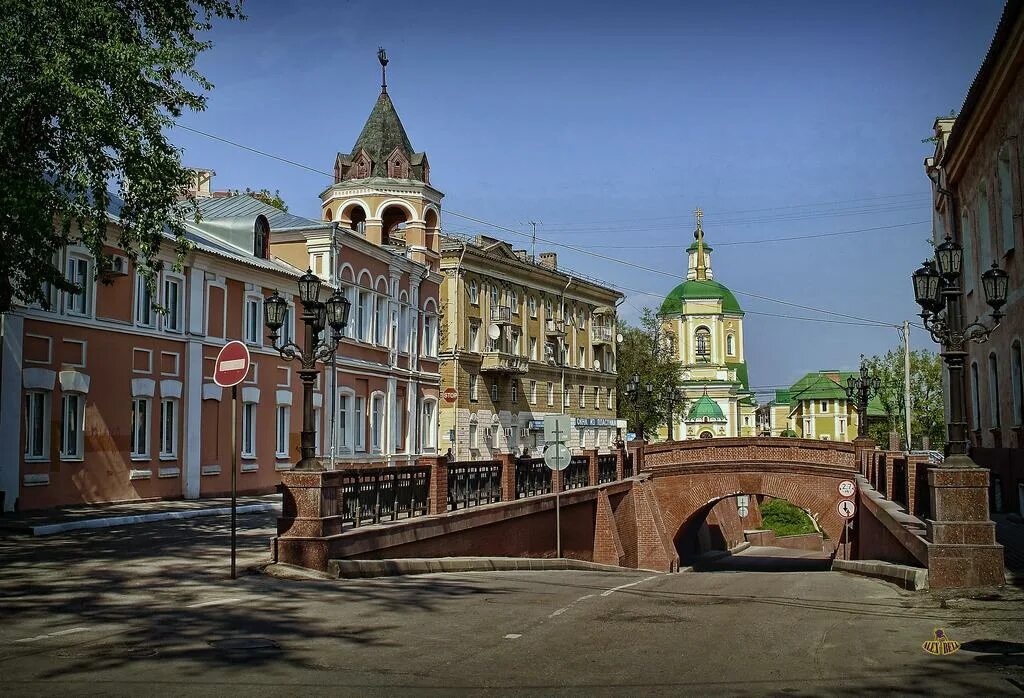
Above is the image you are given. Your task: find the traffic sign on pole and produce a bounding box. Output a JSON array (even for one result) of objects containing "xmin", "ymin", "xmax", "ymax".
[
  {"xmin": 837, "ymin": 499, "xmax": 856, "ymax": 519},
  {"xmin": 442, "ymin": 387, "xmax": 458, "ymax": 403},
  {"xmin": 838, "ymin": 480, "xmax": 857, "ymax": 498},
  {"xmin": 214, "ymin": 341, "xmax": 251, "ymax": 388},
  {"xmin": 544, "ymin": 415, "xmax": 572, "ymax": 444},
  {"xmin": 543, "ymin": 442, "xmax": 572, "ymax": 471}
]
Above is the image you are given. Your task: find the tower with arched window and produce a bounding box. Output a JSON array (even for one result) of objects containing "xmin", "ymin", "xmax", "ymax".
[
  {"xmin": 657, "ymin": 209, "xmax": 757, "ymax": 439},
  {"xmin": 320, "ymin": 53, "xmax": 443, "ymax": 270}
]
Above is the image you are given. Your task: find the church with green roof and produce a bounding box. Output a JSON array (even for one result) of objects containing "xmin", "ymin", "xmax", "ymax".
[{"xmin": 657, "ymin": 209, "xmax": 757, "ymax": 440}]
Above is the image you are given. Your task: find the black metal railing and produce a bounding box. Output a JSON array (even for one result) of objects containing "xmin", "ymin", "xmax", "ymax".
[
  {"xmin": 876, "ymin": 454, "xmax": 887, "ymax": 497},
  {"xmin": 892, "ymin": 459, "xmax": 907, "ymax": 508},
  {"xmin": 330, "ymin": 467, "xmax": 430, "ymax": 528},
  {"xmin": 914, "ymin": 463, "xmax": 930, "ymax": 519},
  {"xmin": 447, "ymin": 460, "xmax": 502, "ymax": 511},
  {"xmin": 515, "ymin": 457, "xmax": 552, "ymax": 498},
  {"xmin": 563, "ymin": 455, "xmax": 590, "ymax": 490},
  {"xmin": 597, "ymin": 454, "xmax": 617, "ymax": 483},
  {"xmin": 623, "ymin": 451, "xmax": 634, "ymax": 478}
]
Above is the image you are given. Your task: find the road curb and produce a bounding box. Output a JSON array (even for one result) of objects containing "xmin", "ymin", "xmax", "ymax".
[
  {"xmin": 327, "ymin": 556, "xmax": 663, "ymax": 579},
  {"xmin": 23, "ymin": 503, "xmax": 281, "ymax": 536},
  {"xmin": 832, "ymin": 558, "xmax": 929, "ymax": 590}
]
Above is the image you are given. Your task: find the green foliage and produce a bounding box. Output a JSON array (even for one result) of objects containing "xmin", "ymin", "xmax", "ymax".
[
  {"xmin": 616, "ymin": 308, "xmax": 685, "ymax": 439},
  {"xmin": 0, "ymin": 0, "xmax": 244, "ymax": 311},
  {"xmin": 760, "ymin": 498, "xmax": 817, "ymax": 537},
  {"xmin": 228, "ymin": 187, "xmax": 289, "ymax": 212},
  {"xmin": 864, "ymin": 348, "xmax": 944, "ymax": 450}
]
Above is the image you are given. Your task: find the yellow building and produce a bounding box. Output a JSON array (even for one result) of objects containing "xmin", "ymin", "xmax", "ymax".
[
  {"xmin": 784, "ymin": 371, "xmax": 883, "ymax": 442},
  {"xmin": 658, "ymin": 210, "xmax": 757, "ymax": 440},
  {"xmin": 438, "ymin": 237, "xmax": 624, "ymax": 459}
]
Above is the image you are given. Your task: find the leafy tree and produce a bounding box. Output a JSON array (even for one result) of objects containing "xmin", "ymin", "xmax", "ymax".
[
  {"xmin": 616, "ymin": 308, "xmax": 685, "ymax": 440},
  {"xmin": 228, "ymin": 187, "xmax": 289, "ymax": 212},
  {"xmin": 760, "ymin": 499, "xmax": 817, "ymax": 537},
  {"xmin": 0, "ymin": 0, "xmax": 244, "ymax": 312},
  {"xmin": 864, "ymin": 348, "xmax": 945, "ymax": 450}
]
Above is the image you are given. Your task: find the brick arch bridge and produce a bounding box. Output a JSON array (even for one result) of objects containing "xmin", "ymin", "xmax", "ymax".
[{"xmin": 641, "ymin": 438, "xmax": 858, "ymax": 560}]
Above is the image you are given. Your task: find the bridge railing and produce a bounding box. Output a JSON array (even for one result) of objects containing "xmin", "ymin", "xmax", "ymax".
[
  {"xmin": 321, "ymin": 465, "xmax": 431, "ymax": 529},
  {"xmin": 447, "ymin": 460, "xmax": 502, "ymax": 511},
  {"xmin": 515, "ymin": 457, "xmax": 552, "ymax": 499},
  {"xmin": 863, "ymin": 449, "xmax": 932, "ymax": 519}
]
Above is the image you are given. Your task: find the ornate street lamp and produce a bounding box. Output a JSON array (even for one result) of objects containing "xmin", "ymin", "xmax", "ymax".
[
  {"xmin": 265, "ymin": 270, "xmax": 351, "ymax": 471},
  {"xmin": 666, "ymin": 385, "xmax": 685, "ymax": 441},
  {"xmin": 625, "ymin": 373, "xmax": 654, "ymax": 440},
  {"xmin": 911, "ymin": 220, "xmax": 1008, "ymax": 466},
  {"xmin": 845, "ymin": 355, "xmax": 881, "ymax": 439}
]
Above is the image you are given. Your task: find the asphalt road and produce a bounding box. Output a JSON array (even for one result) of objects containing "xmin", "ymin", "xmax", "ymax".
[{"xmin": 2, "ymin": 512, "xmax": 1023, "ymax": 696}]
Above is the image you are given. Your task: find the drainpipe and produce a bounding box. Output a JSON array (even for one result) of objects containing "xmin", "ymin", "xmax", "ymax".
[
  {"xmin": 452, "ymin": 239, "xmax": 468, "ymax": 458},
  {"xmin": 329, "ymin": 222, "xmax": 341, "ymax": 471}
]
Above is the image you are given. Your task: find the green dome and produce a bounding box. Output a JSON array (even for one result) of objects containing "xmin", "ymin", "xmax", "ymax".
[
  {"xmin": 660, "ymin": 279, "xmax": 743, "ymax": 316},
  {"xmin": 686, "ymin": 395, "xmax": 727, "ymax": 423}
]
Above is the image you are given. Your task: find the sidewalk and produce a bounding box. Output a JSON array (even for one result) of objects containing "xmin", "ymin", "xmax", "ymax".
[
  {"xmin": 994, "ymin": 514, "xmax": 1024, "ymax": 586},
  {"xmin": 0, "ymin": 493, "xmax": 281, "ymax": 536}
]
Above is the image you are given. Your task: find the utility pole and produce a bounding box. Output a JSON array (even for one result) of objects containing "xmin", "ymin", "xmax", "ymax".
[
  {"xmin": 528, "ymin": 221, "xmax": 541, "ymax": 263},
  {"xmin": 902, "ymin": 320, "xmax": 912, "ymax": 451}
]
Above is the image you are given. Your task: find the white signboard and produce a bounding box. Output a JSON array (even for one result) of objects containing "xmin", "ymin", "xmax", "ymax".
[
  {"xmin": 837, "ymin": 499, "xmax": 856, "ymax": 519},
  {"xmin": 544, "ymin": 415, "xmax": 572, "ymax": 444},
  {"xmin": 543, "ymin": 443, "xmax": 572, "ymax": 471},
  {"xmin": 838, "ymin": 480, "xmax": 857, "ymax": 498}
]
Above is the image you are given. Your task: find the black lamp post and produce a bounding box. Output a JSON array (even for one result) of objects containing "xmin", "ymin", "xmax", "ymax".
[
  {"xmin": 265, "ymin": 269, "xmax": 351, "ymax": 471},
  {"xmin": 625, "ymin": 373, "xmax": 654, "ymax": 440},
  {"xmin": 845, "ymin": 354, "xmax": 881, "ymax": 439},
  {"xmin": 911, "ymin": 181, "xmax": 1008, "ymax": 466},
  {"xmin": 666, "ymin": 386, "xmax": 685, "ymax": 441}
]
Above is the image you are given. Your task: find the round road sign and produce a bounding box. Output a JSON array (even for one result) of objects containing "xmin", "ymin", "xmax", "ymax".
[
  {"xmin": 543, "ymin": 443, "xmax": 572, "ymax": 471},
  {"xmin": 442, "ymin": 387, "xmax": 458, "ymax": 403},
  {"xmin": 837, "ymin": 499, "xmax": 856, "ymax": 519},
  {"xmin": 838, "ymin": 480, "xmax": 857, "ymax": 498},
  {"xmin": 737, "ymin": 505, "xmax": 750, "ymax": 518},
  {"xmin": 214, "ymin": 341, "xmax": 251, "ymax": 388}
]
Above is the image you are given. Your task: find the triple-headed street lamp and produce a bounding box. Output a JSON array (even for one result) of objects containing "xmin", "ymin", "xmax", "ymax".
[
  {"xmin": 625, "ymin": 373, "xmax": 653, "ymax": 440},
  {"xmin": 845, "ymin": 355, "xmax": 880, "ymax": 439},
  {"xmin": 911, "ymin": 234, "xmax": 1008, "ymax": 467},
  {"xmin": 264, "ymin": 270, "xmax": 351, "ymax": 471}
]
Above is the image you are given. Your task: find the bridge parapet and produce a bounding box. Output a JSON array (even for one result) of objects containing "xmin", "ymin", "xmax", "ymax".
[{"xmin": 642, "ymin": 437, "xmax": 856, "ymax": 470}]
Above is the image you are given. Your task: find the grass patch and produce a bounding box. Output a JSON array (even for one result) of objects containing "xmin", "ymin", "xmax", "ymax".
[{"xmin": 760, "ymin": 498, "xmax": 817, "ymax": 537}]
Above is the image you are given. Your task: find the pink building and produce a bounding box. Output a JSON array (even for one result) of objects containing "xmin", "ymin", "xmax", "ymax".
[{"xmin": 0, "ymin": 182, "xmax": 442, "ymax": 511}]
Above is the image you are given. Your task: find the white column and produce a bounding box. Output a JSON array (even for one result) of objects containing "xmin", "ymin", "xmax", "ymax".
[
  {"xmin": 406, "ymin": 379, "xmax": 417, "ymax": 456},
  {"xmin": 0, "ymin": 314, "xmax": 24, "ymax": 511}
]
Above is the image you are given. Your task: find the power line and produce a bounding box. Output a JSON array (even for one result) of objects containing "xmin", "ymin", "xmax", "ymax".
[{"xmin": 173, "ymin": 122, "xmax": 905, "ymax": 328}]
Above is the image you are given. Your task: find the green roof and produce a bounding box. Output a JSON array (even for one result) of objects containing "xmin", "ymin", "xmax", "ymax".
[
  {"xmin": 788, "ymin": 371, "xmax": 885, "ymax": 416},
  {"xmin": 659, "ymin": 279, "xmax": 743, "ymax": 316},
  {"xmin": 341, "ymin": 90, "xmax": 428, "ymax": 181},
  {"xmin": 730, "ymin": 361, "xmax": 750, "ymax": 391},
  {"xmin": 686, "ymin": 395, "xmax": 728, "ymax": 422},
  {"xmin": 686, "ymin": 240, "xmax": 714, "ymax": 253},
  {"xmin": 774, "ymin": 389, "xmax": 792, "ymax": 405}
]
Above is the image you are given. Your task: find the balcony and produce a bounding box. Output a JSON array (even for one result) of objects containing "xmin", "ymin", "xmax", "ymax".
[
  {"xmin": 591, "ymin": 326, "xmax": 614, "ymax": 345},
  {"xmin": 490, "ymin": 305, "xmax": 512, "ymax": 325},
  {"xmin": 545, "ymin": 318, "xmax": 565, "ymax": 336},
  {"xmin": 480, "ymin": 351, "xmax": 529, "ymax": 374}
]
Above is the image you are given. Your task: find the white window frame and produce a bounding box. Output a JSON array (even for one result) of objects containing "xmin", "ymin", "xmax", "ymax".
[
  {"xmin": 511, "ymin": 290, "xmax": 519, "ymax": 314},
  {"xmin": 469, "ymin": 374, "xmax": 479, "ymax": 402},
  {"xmin": 548, "ymin": 383, "xmax": 555, "ymax": 407},
  {"xmin": 159, "ymin": 398, "xmax": 178, "ymax": 459},
  {"xmin": 529, "ymin": 296, "xmax": 537, "ymax": 318},
  {"xmin": 468, "ymin": 279, "xmax": 479, "ymax": 305},
  {"xmin": 375, "ymin": 295, "xmax": 387, "ymax": 345},
  {"xmin": 60, "ymin": 392, "xmax": 85, "ymax": 461},
  {"xmin": 491, "ymin": 382, "xmax": 499, "ymax": 402},
  {"xmin": 421, "ymin": 399, "xmax": 437, "ymax": 451},
  {"xmin": 337, "ymin": 389, "xmax": 354, "ymax": 453},
  {"xmin": 579, "ymin": 384, "xmax": 586, "ymax": 408},
  {"xmin": 370, "ymin": 393, "xmax": 385, "ymax": 453},
  {"xmin": 469, "ymin": 421, "xmax": 479, "ymax": 450},
  {"xmin": 354, "ymin": 396, "xmax": 366, "ymax": 452},
  {"xmin": 25, "ymin": 390, "xmax": 51, "ymax": 461},
  {"xmin": 530, "ymin": 380, "xmax": 537, "ymax": 405},
  {"xmin": 469, "ymin": 322, "xmax": 480, "ymax": 353},
  {"xmin": 244, "ymin": 296, "xmax": 261, "ymax": 346},
  {"xmin": 530, "ymin": 337, "xmax": 538, "ymax": 361},
  {"xmin": 130, "ymin": 397, "xmax": 151, "ymax": 459},
  {"xmin": 135, "ymin": 272, "xmax": 156, "ymax": 328},
  {"xmin": 422, "ymin": 313, "xmax": 438, "ymax": 358},
  {"xmin": 161, "ymin": 274, "xmax": 184, "ymax": 334},
  {"xmin": 275, "ymin": 405, "xmax": 290, "ymax": 458},
  {"xmin": 242, "ymin": 401, "xmax": 257, "ymax": 458},
  {"xmin": 64, "ymin": 252, "xmax": 93, "ymax": 317},
  {"xmin": 511, "ymin": 382, "xmax": 518, "ymax": 403},
  {"xmin": 563, "ymin": 386, "xmax": 571, "ymax": 408}
]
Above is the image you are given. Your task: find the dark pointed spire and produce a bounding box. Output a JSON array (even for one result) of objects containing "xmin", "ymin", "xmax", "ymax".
[{"xmin": 378, "ymin": 47, "xmax": 389, "ymax": 93}]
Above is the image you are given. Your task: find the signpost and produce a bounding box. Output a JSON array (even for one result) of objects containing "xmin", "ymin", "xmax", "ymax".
[
  {"xmin": 837, "ymin": 498, "xmax": 856, "ymax": 561},
  {"xmin": 543, "ymin": 415, "xmax": 572, "ymax": 557},
  {"xmin": 838, "ymin": 480, "xmax": 857, "ymax": 498},
  {"xmin": 214, "ymin": 341, "xmax": 251, "ymax": 580},
  {"xmin": 442, "ymin": 387, "xmax": 458, "ymax": 404}
]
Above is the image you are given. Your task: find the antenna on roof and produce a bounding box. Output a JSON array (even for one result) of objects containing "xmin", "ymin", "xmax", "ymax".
[{"xmin": 378, "ymin": 47, "xmax": 389, "ymax": 93}]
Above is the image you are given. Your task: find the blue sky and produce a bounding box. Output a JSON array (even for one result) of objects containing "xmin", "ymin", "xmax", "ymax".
[{"xmin": 172, "ymin": 0, "xmax": 1005, "ymax": 397}]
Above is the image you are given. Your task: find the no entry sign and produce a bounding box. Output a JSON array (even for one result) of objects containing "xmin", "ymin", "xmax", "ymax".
[{"xmin": 214, "ymin": 341, "xmax": 251, "ymax": 388}]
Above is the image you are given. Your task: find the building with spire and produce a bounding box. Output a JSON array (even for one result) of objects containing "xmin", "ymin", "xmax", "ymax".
[
  {"xmin": 319, "ymin": 48, "xmax": 442, "ymax": 271},
  {"xmin": 657, "ymin": 209, "xmax": 757, "ymax": 439}
]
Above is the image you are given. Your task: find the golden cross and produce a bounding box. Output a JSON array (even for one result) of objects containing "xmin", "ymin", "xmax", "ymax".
[{"xmin": 694, "ymin": 207, "xmax": 703, "ymax": 231}]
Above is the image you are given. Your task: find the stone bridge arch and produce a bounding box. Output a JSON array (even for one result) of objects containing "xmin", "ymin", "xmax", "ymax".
[{"xmin": 640, "ymin": 438, "xmax": 859, "ymax": 560}]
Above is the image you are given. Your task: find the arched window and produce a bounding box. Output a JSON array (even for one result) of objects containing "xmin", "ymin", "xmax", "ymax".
[
  {"xmin": 989, "ymin": 352, "xmax": 1001, "ymax": 429},
  {"xmin": 970, "ymin": 361, "xmax": 981, "ymax": 431},
  {"xmin": 663, "ymin": 332, "xmax": 676, "ymax": 356},
  {"xmin": 253, "ymin": 216, "xmax": 270, "ymax": 259},
  {"xmin": 1012, "ymin": 340, "xmax": 1023, "ymax": 427},
  {"xmin": 695, "ymin": 327, "xmax": 711, "ymax": 363},
  {"xmin": 468, "ymin": 279, "xmax": 479, "ymax": 304},
  {"xmin": 726, "ymin": 334, "xmax": 735, "ymax": 356},
  {"xmin": 421, "ymin": 398, "xmax": 438, "ymax": 451},
  {"xmin": 699, "ymin": 430, "xmax": 713, "ymax": 439},
  {"xmin": 998, "ymin": 145, "xmax": 1015, "ymax": 254}
]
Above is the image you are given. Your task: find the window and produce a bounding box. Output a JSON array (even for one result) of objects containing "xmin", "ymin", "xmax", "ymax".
[
  {"xmin": 65, "ymin": 254, "xmax": 91, "ymax": 316},
  {"xmin": 491, "ymin": 382, "xmax": 499, "ymax": 402},
  {"xmin": 530, "ymin": 380, "xmax": 537, "ymax": 405},
  {"xmin": 530, "ymin": 337, "xmax": 538, "ymax": 361},
  {"xmin": 280, "ymin": 304, "xmax": 294, "ymax": 346},
  {"xmin": 399, "ymin": 306, "xmax": 409, "ymax": 353},
  {"xmin": 607, "ymin": 388, "xmax": 614, "ymax": 410},
  {"xmin": 513, "ymin": 330, "xmax": 522, "ymax": 356},
  {"xmin": 970, "ymin": 361, "xmax": 981, "ymax": 431},
  {"xmin": 469, "ymin": 322, "xmax": 480, "ymax": 353},
  {"xmin": 355, "ymin": 397, "xmax": 366, "ymax": 452},
  {"xmin": 511, "ymin": 290, "xmax": 519, "ymax": 313},
  {"xmin": 130, "ymin": 398, "xmax": 150, "ymax": 458},
  {"xmin": 344, "ymin": 286, "xmax": 357, "ymax": 339},
  {"xmin": 1012, "ymin": 341, "xmax": 1023, "ymax": 427},
  {"xmin": 979, "ymin": 182, "xmax": 993, "ymax": 262},
  {"xmin": 244, "ymin": 297, "xmax": 260, "ymax": 344},
  {"xmin": 998, "ymin": 146, "xmax": 1015, "ymax": 254},
  {"xmin": 275, "ymin": 405, "xmax": 290, "ymax": 458},
  {"xmin": 24, "ymin": 391, "xmax": 49, "ymax": 460},
  {"xmin": 423, "ymin": 314, "xmax": 437, "ymax": 357},
  {"xmin": 695, "ymin": 327, "xmax": 711, "ymax": 362},
  {"xmin": 375, "ymin": 296, "xmax": 387, "ymax": 345},
  {"xmin": 594, "ymin": 386, "xmax": 600, "ymax": 409},
  {"xmin": 337, "ymin": 392, "xmax": 351, "ymax": 452},
  {"xmin": 421, "ymin": 400, "xmax": 437, "ymax": 450},
  {"xmin": 989, "ymin": 353, "xmax": 1001, "ymax": 429},
  {"xmin": 242, "ymin": 402, "xmax": 256, "ymax": 457},
  {"xmin": 469, "ymin": 422, "xmax": 478, "ymax": 449},
  {"xmin": 726, "ymin": 334, "xmax": 735, "ymax": 356},
  {"xmin": 529, "ymin": 297, "xmax": 537, "ymax": 318},
  {"xmin": 371, "ymin": 394, "xmax": 384, "ymax": 452},
  {"xmin": 468, "ymin": 280, "xmax": 479, "ymax": 304},
  {"xmin": 579, "ymin": 384, "xmax": 586, "ymax": 407},
  {"xmin": 489, "ymin": 285, "xmax": 499, "ymax": 306},
  {"xmin": 820, "ymin": 401, "xmax": 828, "ymax": 413},
  {"xmin": 60, "ymin": 393, "xmax": 84, "ymax": 459},
  {"xmin": 579, "ymin": 347, "xmax": 585, "ymax": 368},
  {"xmin": 163, "ymin": 277, "xmax": 183, "ymax": 333},
  {"xmin": 159, "ymin": 399, "xmax": 177, "ymax": 458},
  {"xmin": 548, "ymin": 383, "xmax": 555, "ymax": 406},
  {"xmin": 563, "ymin": 386, "xmax": 571, "ymax": 408},
  {"xmin": 135, "ymin": 274, "xmax": 154, "ymax": 327},
  {"xmin": 357, "ymin": 290, "xmax": 371, "ymax": 342},
  {"xmin": 545, "ymin": 299, "xmax": 553, "ymax": 318},
  {"xmin": 469, "ymin": 374, "xmax": 479, "ymax": 401},
  {"xmin": 511, "ymin": 382, "xmax": 518, "ymax": 403},
  {"xmin": 254, "ymin": 217, "xmax": 270, "ymax": 258}
]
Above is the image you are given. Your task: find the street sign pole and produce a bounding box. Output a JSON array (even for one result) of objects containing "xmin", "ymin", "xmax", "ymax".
[
  {"xmin": 543, "ymin": 414, "xmax": 572, "ymax": 559},
  {"xmin": 555, "ymin": 418, "xmax": 561, "ymax": 559},
  {"xmin": 231, "ymin": 384, "xmax": 237, "ymax": 580}
]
